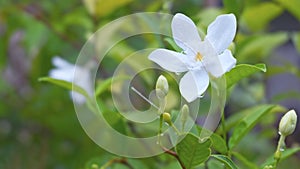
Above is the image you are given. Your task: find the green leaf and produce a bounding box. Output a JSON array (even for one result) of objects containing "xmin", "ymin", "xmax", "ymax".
[
  {"xmin": 83, "ymin": 0, "xmax": 132, "ymax": 17},
  {"xmin": 164, "ymin": 37, "xmax": 182, "ymax": 52},
  {"xmin": 225, "ymin": 64, "xmax": 266, "ymax": 88},
  {"xmin": 211, "ymin": 155, "xmax": 238, "ymax": 169},
  {"xmin": 292, "ymin": 32, "xmax": 300, "ymax": 53},
  {"xmin": 198, "ymin": 8, "xmax": 222, "ymax": 30},
  {"xmin": 241, "ymin": 2, "xmax": 283, "ymax": 31},
  {"xmin": 176, "ymin": 134, "xmax": 212, "ymax": 169},
  {"xmin": 232, "ymin": 151, "xmax": 259, "ymax": 169},
  {"xmin": 95, "ymin": 76, "xmax": 129, "ymax": 96},
  {"xmin": 197, "ymin": 126, "xmax": 228, "ymax": 154},
  {"xmin": 223, "ymin": 0, "xmax": 243, "ymax": 16},
  {"xmin": 275, "ymin": 0, "xmax": 300, "ymax": 20},
  {"xmin": 38, "ymin": 77, "xmax": 89, "ymax": 98},
  {"xmin": 217, "ymin": 104, "xmax": 285, "ymax": 134},
  {"xmin": 237, "ymin": 33, "xmax": 289, "ymax": 62},
  {"xmin": 228, "ymin": 105, "xmax": 285, "ymax": 150},
  {"xmin": 207, "ymin": 158, "xmax": 225, "ymax": 169},
  {"xmin": 260, "ymin": 147, "xmax": 300, "ymax": 168}
]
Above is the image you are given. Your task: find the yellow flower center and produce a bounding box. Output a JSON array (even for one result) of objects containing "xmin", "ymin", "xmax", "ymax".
[{"xmin": 195, "ymin": 52, "xmax": 203, "ymax": 61}]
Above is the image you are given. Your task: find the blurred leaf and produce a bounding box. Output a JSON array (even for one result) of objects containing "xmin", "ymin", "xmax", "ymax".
[
  {"xmin": 275, "ymin": 0, "xmax": 300, "ymax": 20},
  {"xmin": 198, "ymin": 8, "xmax": 222, "ymax": 33},
  {"xmin": 38, "ymin": 77, "xmax": 89, "ymax": 98},
  {"xmin": 176, "ymin": 134, "xmax": 211, "ymax": 169},
  {"xmin": 232, "ymin": 151, "xmax": 259, "ymax": 169},
  {"xmin": 271, "ymin": 90, "xmax": 300, "ymax": 103},
  {"xmin": 164, "ymin": 37, "xmax": 182, "ymax": 52},
  {"xmin": 228, "ymin": 104, "xmax": 285, "ymax": 150},
  {"xmin": 241, "ymin": 2, "xmax": 283, "ymax": 31},
  {"xmin": 95, "ymin": 76, "xmax": 129, "ymax": 96},
  {"xmin": 211, "ymin": 155, "xmax": 238, "ymax": 169},
  {"xmin": 292, "ymin": 32, "xmax": 300, "ymax": 53},
  {"xmin": 260, "ymin": 147, "xmax": 300, "ymax": 168},
  {"xmin": 197, "ymin": 126, "xmax": 228, "ymax": 154},
  {"xmin": 207, "ymin": 158, "xmax": 225, "ymax": 169},
  {"xmin": 218, "ymin": 105, "xmax": 285, "ymax": 134},
  {"xmin": 83, "ymin": 0, "xmax": 132, "ymax": 17},
  {"xmin": 103, "ymin": 111, "xmax": 127, "ymax": 135},
  {"xmin": 236, "ymin": 32, "xmax": 288, "ymax": 62},
  {"xmin": 225, "ymin": 64, "xmax": 266, "ymax": 89},
  {"xmin": 223, "ymin": 0, "xmax": 243, "ymax": 17},
  {"xmin": 266, "ymin": 64, "xmax": 300, "ymax": 77}
]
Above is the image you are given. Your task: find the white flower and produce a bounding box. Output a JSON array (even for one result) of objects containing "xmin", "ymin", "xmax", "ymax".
[
  {"xmin": 149, "ymin": 13, "xmax": 237, "ymax": 102},
  {"xmin": 49, "ymin": 56, "xmax": 93, "ymax": 104}
]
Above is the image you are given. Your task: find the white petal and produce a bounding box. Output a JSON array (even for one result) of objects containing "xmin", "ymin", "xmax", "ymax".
[
  {"xmin": 74, "ymin": 66, "xmax": 93, "ymax": 96},
  {"xmin": 71, "ymin": 66, "xmax": 93, "ymax": 104},
  {"xmin": 201, "ymin": 41, "xmax": 223, "ymax": 78},
  {"xmin": 52, "ymin": 56, "xmax": 74, "ymax": 68},
  {"xmin": 70, "ymin": 92, "xmax": 86, "ymax": 104},
  {"xmin": 172, "ymin": 13, "xmax": 202, "ymax": 55},
  {"xmin": 149, "ymin": 49, "xmax": 189, "ymax": 73},
  {"xmin": 206, "ymin": 14, "xmax": 237, "ymax": 54},
  {"xmin": 218, "ymin": 49, "xmax": 236, "ymax": 73},
  {"xmin": 179, "ymin": 69, "xmax": 209, "ymax": 102},
  {"xmin": 49, "ymin": 68, "xmax": 74, "ymax": 82}
]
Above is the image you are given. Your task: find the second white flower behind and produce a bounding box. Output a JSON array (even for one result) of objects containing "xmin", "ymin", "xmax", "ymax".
[
  {"xmin": 149, "ymin": 13, "xmax": 237, "ymax": 102},
  {"xmin": 49, "ymin": 56, "xmax": 93, "ymax": 104}
]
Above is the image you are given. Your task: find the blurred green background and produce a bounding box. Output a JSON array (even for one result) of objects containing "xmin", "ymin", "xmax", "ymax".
[{"xmin": 0, "ymin": 0, "xmax": 300, "ymax": 168}]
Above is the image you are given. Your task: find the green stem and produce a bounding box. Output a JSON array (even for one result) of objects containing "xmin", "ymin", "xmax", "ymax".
[
  {"xmin": 221, "ymin": 108, "xmax": 227, "ymax": 144},
  {"xmin": 158, "ymin": 114, "xmax": 163, "ymax": 144},
  {"xmin": 170, "ymin": 123, "xmax": 181, "ymax": 135},
  {"xmin": 273, "ymin": 135, "xmax": 286, "ymax": 168}
]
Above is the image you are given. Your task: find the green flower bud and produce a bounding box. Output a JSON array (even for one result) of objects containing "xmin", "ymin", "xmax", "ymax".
[
  {"xmin": 156, "ymin": 75, "xmax": 169, "ymax": 98},
  {"xmin": 181, "ymin": 104, "xmax": 189, "ymax": 124},
  {"xmin": 279, "ymin": 110, "xmax": 297, "ymax": 136},
  {"xmin": 163, "ymin": 112, "xmax": 172, "ymax": 125}
]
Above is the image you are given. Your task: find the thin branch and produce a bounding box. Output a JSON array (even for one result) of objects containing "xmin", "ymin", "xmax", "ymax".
[
  {"xmin": 101, "ymin": 158, "xmax": 134, "ymax": 169},
  {"xmin": 161, "ymin": 146, "xmax": 186, "ymax": 169}
]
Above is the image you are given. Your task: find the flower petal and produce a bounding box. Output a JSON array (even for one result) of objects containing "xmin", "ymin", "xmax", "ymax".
[
  {"xmin": 149, "ymin": 49, "xmax": 189, "ymax": 73},
  {"xmin": 172, "ymin": 13, "xmax": 202, "ymax": 55},
  {"xmin": 49, "ymin": 67, "xmax": 74, "ymax": 82},
  {"xmin": 218, "ymin": 49, "xmax": 236, "ymax": 73},
  {"xmin": 52, "ymin": 56, "xmax": 74, "ymax": 68},
  {"xmin": 179, "ymin": 68, "xmax": 209, "ymax": 102},
  {"xmin": 206, "ymin": 14, "xmax": 237, "ymax": 54}
]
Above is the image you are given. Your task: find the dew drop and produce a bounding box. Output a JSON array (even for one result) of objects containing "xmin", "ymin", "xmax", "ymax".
[
  {"xmin": 160, "ymin": 133, "xmax": 164, "ymax": 136},
  {"xmin": 280, "ymin": 148, "xmax": 285, "ymax": 152}
]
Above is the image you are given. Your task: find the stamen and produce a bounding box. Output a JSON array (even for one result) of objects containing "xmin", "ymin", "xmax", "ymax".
[{"xmin": 195, "ymin": 52, "xmax": 203, "ymax": 61}]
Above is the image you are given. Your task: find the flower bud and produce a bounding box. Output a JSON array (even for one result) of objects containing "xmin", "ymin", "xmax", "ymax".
[
  {"xmin": 163, "ymin": 112, "xmax": 172, "ymax": 125},
  {"xmin": 181, "ymin": 104, "xmax": 189, "ymax": 124},
  {"xmin": 156, "ymin": 75, "xmax": 169, "ymax": 98},
  {"xmin": 279, "ymin": 109, "xmax": 297, "ymax": 136}
]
